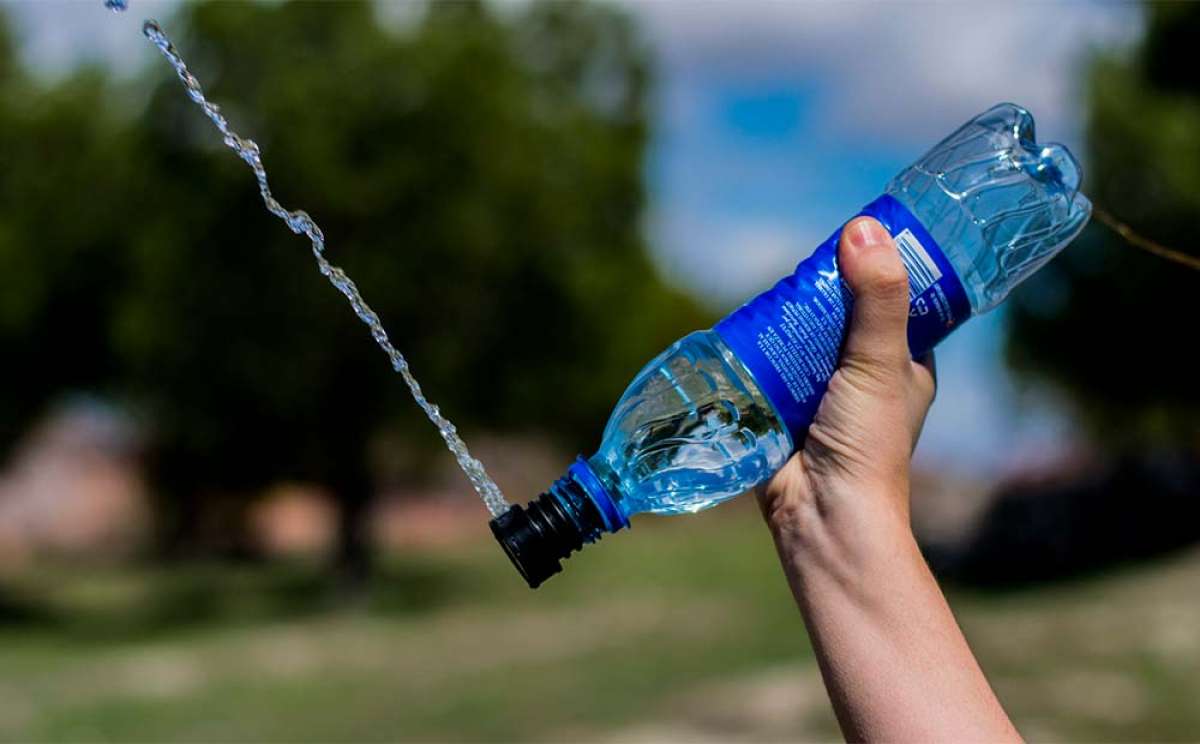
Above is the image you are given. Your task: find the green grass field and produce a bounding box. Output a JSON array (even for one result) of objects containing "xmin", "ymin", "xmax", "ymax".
[{"xmin": 2, "ymin": 502, "xmax": 1199, "ymax": 742}]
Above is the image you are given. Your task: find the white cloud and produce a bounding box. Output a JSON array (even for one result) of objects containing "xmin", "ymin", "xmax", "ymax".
[
  {"xmin": 634, "ymin": 1, "xmax": 1141, "ymax": 315},
  {"xmin": 650, "ymin": 209, "xmax": 824, "ymax": 309},
  {"xmin": 10, "ymin": 1, "xmax": 1140, "ymax": 144},
  {"xmin": 628, "ymin": 1, "xmax": 1142, "ymax": 148},
  {"xmin": 913, "ymin": 311, "xmax": 1079, "ymax": 477}
]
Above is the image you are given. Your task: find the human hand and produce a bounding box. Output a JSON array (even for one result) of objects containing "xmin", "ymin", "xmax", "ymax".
[
  {"xmin": 757, "ymin": 217, "xmax": 1020, "ymax": 743},
  {"xmin": 757, "ymin": 216, "xmax": 936, "ymax": 581}
]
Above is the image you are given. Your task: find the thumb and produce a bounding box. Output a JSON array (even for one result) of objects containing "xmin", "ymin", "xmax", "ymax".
[{"xmin": 838, "ymin": 217, "xmax": 910, "ymax": 377}]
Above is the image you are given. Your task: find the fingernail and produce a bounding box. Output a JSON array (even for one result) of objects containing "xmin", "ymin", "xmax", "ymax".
[{"xmin": 846, "ymin": 218, "xmax": 889, "ymax": 250}]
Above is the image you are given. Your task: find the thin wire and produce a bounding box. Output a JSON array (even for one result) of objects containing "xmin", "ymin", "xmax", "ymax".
[{"xmin": 1093, "ymin": 207, "xmax": 1200, "ymax": 272}]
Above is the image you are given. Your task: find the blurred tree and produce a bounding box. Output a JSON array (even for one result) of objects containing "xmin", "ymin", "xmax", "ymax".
[
  {"xmin": 1006, "ymin": 3, "xmax": 1200, "ymax": 449},
  {"xmin": 0, "ymin": 13, "xmax": 135, "ymax": 455},
  {"xmin": 0, "ymin": 1, "xmax": 706, "ymax": 584}
]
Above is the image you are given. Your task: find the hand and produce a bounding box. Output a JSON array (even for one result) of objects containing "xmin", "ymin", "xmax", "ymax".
[
  {"xmin": 758, "ymin": 217, "xmax": 1020, "ymax": 743},
  {"xmin": 758, "ymin": 216, "xmax": 935, "ymax": 575}
]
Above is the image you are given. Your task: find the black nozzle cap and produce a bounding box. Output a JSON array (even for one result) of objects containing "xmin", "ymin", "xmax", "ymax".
[
  {"xmin": 490, "ymin": 504, "xmax": 562, "ymax": 589},
  {"xmin": 490, "ymin": 487, "xmax": 598, "ymax": 589},
  {"xmin": 492, "ymin": 458, "xmax": 622, "ymax": 589}
]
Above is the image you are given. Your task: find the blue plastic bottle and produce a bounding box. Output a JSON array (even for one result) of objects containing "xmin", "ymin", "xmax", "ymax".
[{"xmin": 491, "ymin": 103, "xmax": 1092, "ymax": 587}]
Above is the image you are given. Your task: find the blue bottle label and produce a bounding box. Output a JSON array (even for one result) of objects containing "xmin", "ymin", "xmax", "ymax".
[{"xmin": 714, "ymin": 194, "xmax": 971, "ymax": 445}]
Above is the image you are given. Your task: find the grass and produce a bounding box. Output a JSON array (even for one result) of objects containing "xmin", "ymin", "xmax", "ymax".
[{"xmin": 1, "ymin": 501, "xmax": 1199, "ymax": 741}]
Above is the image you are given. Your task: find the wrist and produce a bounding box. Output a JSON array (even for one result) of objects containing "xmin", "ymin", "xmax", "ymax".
[{"xmin": 766, "ymin": 486, "xmax": 918, "ymax": 597}]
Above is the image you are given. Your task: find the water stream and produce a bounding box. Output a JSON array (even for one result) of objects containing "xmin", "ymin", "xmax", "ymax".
[{"xmin": 133, "ymin": 12, "xmax": 510, "ymax": 517}]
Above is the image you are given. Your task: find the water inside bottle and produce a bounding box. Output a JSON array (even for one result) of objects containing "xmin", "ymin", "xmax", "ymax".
[{"xmin": 591, "ymin": 330, "xmax": 792, "ymax": 516}]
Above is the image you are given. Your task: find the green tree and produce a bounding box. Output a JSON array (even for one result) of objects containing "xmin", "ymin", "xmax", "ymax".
[
  {"xmin": 0, "ymin": 1, "xmax": 705, "ymax": 583},
  {"xmin": 0, "ymin": 13, "xmax": 135, "ymax": 453},
  {"xmin": 1006, "ymin": 3, "xmax": 1200, "ymax": 448}
]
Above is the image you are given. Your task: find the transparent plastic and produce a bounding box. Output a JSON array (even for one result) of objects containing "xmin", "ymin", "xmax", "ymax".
[
  {"xmin": 587, "ymin": 331, "xmax": 792, "ymax": 516},
  {"xmin": 584, "ymin": 103, "xmax": 1091, "ymax": 522},
  {"xmin": 886, "ymin": 103, "xmax": 1091, "ymax": 313}
]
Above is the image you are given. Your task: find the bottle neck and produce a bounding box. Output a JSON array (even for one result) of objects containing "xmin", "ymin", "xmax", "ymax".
[
  {"xmin": 569, "ymin": 456, "xmax": 630, "ymax": 533},
  {"xmin": 540, "ymin": 456, "xmax": 630, "ymax": 543}
]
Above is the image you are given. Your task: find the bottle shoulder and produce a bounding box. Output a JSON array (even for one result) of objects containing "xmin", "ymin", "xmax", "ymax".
[{"xmin": 592, "ymin": 328, "xmax": 793, "ymax": 517}]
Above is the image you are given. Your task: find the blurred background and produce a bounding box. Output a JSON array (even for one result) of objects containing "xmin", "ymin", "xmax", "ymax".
[{"xmin": 0, "ymin": 0, "xmax": 1197, "ymax": 740}]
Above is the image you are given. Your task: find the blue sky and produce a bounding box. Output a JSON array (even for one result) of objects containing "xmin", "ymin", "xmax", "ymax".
[{"xmin": 6, "ymin": 0, "xmax": 1142, "ymax": 477}]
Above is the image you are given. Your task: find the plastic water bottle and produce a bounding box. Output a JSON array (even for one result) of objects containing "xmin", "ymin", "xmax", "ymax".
[{"xmin": 491, "ymin": 103, "xmax": 1092, "ymax": 587}]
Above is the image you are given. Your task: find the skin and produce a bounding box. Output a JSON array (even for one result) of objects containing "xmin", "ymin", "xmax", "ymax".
[{"xmin": 757, "ymin": 217, "xmax": 1022, "ymax": 743}]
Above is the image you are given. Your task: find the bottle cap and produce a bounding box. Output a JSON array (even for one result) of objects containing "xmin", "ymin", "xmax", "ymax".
[
  {"xmin": 489, "ymin": 502, "xmax": 569, "ymax": 589},
  {"xmin": 490, "ymin": 458, "xmax": 624, "ymax": 589}
]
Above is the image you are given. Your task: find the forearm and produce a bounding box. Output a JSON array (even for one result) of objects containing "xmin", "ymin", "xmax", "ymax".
[{"xmin": 770, "ymin": 497, "xmax": 1021, "ymax": 743}]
